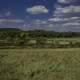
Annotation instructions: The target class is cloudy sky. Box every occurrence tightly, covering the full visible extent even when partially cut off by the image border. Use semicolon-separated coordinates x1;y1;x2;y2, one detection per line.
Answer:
0;0;80;31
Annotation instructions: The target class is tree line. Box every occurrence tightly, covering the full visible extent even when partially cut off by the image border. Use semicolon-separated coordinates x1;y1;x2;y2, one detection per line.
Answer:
0;28;80;48
0;28;80;39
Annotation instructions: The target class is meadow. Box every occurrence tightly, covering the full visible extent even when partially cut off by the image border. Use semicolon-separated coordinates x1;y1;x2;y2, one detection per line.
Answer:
0;48;80;80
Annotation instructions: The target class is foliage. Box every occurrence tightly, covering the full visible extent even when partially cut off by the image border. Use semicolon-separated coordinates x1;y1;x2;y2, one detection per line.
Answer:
0;28;80;48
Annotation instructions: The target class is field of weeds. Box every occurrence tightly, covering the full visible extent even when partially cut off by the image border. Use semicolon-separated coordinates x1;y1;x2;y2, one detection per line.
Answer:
0;48;80;80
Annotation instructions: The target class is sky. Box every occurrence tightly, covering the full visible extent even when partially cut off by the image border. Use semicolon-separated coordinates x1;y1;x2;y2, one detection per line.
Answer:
0;0;80;31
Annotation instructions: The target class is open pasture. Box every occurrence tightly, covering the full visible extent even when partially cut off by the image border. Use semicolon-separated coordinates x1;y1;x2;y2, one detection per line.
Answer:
0;48;80;80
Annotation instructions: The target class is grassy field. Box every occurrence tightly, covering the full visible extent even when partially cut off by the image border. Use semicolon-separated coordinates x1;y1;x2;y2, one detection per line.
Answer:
0;48;80;80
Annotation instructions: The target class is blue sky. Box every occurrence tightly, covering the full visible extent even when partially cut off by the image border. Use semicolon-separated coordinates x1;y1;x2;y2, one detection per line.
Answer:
0;0;80;31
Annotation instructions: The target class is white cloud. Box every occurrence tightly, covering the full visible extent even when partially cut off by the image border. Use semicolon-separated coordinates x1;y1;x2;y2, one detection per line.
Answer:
0;19;6;23
5;11;11;16
7;19;24;23
26;5;49;14
41;0;80;31
0;11;11;18
70;17;79;20
48;17;67;22
54;5;80;15
48;24;54;27
48;17;80;22
34;19;47;24
63;22;80;26
0;19;24;24
58;0;76;3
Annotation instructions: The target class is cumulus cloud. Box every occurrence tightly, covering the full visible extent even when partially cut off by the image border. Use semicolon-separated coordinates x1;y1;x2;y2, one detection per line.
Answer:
48;17;80;22
63;22;80;26
48;24;54;27
48;17;68;22
34;19;47;25
58;0;76;4
48;2;80;31
0;19;6;23
24;1;80;31
70;17;79;20
0;19;24;24
26;5;49;14
54;5;80;16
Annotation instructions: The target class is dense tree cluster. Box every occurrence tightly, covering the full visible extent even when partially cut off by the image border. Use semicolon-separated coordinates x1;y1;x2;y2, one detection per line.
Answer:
28;30;80;38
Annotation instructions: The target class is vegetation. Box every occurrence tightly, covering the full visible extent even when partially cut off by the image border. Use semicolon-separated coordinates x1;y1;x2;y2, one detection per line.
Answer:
0;28;80;80
0;48;80;80
0;28;80;48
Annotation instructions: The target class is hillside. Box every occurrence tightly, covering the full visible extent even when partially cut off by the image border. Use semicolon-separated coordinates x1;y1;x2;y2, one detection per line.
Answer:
0;28;22;32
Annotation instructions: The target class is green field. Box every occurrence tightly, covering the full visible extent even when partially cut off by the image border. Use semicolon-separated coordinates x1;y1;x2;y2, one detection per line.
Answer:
0;48;80;80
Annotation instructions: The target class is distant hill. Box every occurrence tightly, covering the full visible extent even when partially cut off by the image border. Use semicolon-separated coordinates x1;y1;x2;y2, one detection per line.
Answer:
0;28;22;32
